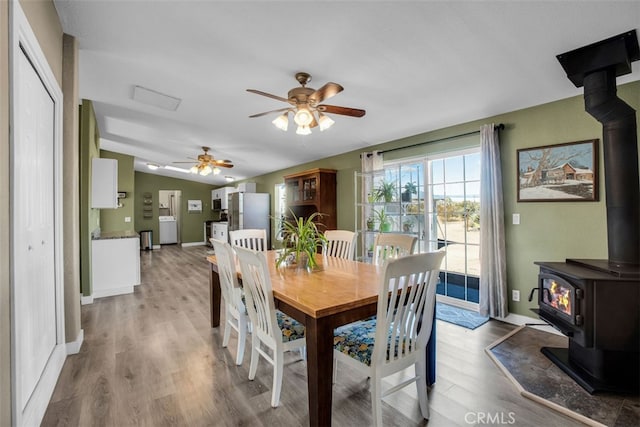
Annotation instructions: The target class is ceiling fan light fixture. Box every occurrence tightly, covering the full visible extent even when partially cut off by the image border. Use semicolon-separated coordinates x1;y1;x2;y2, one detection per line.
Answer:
272;112;289;131
296;125;312;135
190;165;199;174
294;107;313;127
213;167;221;175
200;165;212;176
318;113;335;131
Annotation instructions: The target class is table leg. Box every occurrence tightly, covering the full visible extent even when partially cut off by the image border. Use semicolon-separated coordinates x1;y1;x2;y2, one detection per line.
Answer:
209;265;221;328
305;315;334;427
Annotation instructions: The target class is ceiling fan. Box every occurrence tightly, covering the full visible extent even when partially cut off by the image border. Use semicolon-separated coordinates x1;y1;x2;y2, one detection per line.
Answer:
247;72;366;135
174;146;233;176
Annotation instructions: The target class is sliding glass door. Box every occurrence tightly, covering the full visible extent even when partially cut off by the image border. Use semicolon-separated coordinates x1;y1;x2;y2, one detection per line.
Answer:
424;148;481;306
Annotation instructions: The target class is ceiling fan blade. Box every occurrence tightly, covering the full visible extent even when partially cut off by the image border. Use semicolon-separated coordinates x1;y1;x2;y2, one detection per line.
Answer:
173;161;197;164
246;89;289;103
309;82;343;104
318;104;366;117
249;107;291;118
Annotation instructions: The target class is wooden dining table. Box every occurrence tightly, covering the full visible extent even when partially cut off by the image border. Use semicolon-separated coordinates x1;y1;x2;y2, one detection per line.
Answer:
207;251;436;427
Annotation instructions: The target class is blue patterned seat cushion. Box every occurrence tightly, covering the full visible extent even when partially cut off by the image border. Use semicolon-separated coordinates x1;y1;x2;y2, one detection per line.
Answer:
276;310;305;342
334;319;411;366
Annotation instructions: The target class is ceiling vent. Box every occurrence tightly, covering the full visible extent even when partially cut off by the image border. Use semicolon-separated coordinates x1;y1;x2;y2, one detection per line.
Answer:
132;85;181;111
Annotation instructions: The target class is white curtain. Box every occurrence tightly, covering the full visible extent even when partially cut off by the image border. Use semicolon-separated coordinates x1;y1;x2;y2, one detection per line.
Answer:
479;124;508;318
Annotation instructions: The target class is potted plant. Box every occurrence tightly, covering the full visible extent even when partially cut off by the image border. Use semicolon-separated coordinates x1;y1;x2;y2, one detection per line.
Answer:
374;208;392;232
276;210;327;269
402;217;415;233
366;215;376;231
374;180;396;203
402;181;417;202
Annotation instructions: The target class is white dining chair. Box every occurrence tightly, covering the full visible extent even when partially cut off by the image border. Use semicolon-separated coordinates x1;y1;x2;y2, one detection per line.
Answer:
372;232;418;265
229;229;268;251
210;239;250;365
234;246;306;407
333;251;445;426
324;230;357;260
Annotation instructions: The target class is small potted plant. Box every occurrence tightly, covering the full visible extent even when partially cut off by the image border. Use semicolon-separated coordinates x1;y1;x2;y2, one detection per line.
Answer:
366;215;376;231
402;182;417;202
276;210;327;270
402;217;415;233
374;208;392;232
374;180;396;203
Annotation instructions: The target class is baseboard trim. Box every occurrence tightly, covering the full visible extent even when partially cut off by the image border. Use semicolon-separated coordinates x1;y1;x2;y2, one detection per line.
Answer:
181;241;206;247
66;329;84;354
80;295;93;305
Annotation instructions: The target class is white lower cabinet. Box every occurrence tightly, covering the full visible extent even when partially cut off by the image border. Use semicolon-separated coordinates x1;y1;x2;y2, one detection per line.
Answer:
212;222;228;242
91;236;141;298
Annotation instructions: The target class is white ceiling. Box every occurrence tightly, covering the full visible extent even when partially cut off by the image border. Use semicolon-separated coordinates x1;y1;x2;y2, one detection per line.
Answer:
53;0;640;185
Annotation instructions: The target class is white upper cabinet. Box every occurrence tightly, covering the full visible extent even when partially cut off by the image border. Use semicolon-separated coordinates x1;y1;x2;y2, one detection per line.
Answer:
91;158;118;209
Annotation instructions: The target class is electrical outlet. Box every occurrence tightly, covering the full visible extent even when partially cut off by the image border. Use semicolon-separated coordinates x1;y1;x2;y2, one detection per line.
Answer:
125;217;131;223
512;290;520;302
512;213;520;225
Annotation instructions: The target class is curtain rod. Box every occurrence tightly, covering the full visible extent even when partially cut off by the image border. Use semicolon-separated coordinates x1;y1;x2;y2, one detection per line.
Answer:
367;123;505;157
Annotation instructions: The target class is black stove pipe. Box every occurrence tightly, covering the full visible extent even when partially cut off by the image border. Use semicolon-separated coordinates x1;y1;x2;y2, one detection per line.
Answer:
557;30;640;267
583;69;639;266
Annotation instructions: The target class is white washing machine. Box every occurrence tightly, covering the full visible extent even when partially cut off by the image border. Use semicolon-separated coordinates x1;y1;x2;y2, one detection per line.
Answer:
159;216;178;244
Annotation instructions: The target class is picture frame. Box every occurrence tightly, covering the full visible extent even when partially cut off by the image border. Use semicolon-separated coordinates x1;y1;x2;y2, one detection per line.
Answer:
517;139;599;202
187;199;202;213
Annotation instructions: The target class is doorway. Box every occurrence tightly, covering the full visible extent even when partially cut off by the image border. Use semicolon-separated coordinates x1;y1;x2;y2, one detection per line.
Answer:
426;148;481;308
158;190;181;244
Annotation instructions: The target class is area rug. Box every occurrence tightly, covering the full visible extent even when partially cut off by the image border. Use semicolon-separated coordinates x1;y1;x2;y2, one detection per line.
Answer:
486;325;640;427
435;302;489;330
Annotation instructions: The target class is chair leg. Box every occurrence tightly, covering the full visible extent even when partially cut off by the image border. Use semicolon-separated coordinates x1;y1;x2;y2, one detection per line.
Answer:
416;360;430;420
248;336;259;380
222;305;231;348
271;350;284;407
371;375;383;427
235;314;247;365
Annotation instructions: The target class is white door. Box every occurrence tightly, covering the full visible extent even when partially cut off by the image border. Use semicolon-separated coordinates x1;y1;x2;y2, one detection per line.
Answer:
11;2;66;425
13;45;57;416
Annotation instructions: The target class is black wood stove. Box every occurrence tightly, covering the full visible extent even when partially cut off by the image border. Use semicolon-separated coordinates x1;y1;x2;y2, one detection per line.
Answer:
531;30;640;394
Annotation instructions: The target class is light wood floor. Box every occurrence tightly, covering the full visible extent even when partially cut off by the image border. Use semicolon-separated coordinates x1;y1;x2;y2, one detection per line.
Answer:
42;245;584;426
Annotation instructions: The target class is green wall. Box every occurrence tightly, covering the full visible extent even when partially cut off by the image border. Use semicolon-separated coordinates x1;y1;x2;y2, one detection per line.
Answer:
247;81;639;319
79;99;101;297
100;150;135;233
135;172;215;245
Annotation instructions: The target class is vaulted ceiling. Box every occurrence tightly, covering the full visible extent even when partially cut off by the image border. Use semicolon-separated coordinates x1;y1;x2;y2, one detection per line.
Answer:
53;0;640;184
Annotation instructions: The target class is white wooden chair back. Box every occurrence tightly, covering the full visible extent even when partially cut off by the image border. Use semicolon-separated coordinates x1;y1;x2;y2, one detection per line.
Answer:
373;251;445;367
234;246;280;348
210;238;249;365
230;229;268;251
372;233;418;265
324;230;357;260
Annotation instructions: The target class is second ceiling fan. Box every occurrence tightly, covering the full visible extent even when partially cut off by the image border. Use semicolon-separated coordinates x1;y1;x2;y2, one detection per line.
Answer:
247;72;366;135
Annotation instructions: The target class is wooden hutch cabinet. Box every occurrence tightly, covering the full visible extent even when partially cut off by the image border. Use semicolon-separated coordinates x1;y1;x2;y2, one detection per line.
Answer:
283;168;337;231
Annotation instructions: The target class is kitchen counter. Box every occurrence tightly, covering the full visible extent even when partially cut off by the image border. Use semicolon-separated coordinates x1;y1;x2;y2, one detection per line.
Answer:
92;230;139;240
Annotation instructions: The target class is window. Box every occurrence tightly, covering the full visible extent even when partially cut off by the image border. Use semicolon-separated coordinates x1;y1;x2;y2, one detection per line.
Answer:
382;147;481;306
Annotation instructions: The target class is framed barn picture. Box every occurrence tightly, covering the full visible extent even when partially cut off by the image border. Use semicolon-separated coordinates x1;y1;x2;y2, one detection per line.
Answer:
517;139;599;202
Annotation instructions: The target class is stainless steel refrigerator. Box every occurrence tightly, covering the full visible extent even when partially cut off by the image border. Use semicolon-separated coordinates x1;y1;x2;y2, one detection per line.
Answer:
227;192;271;248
